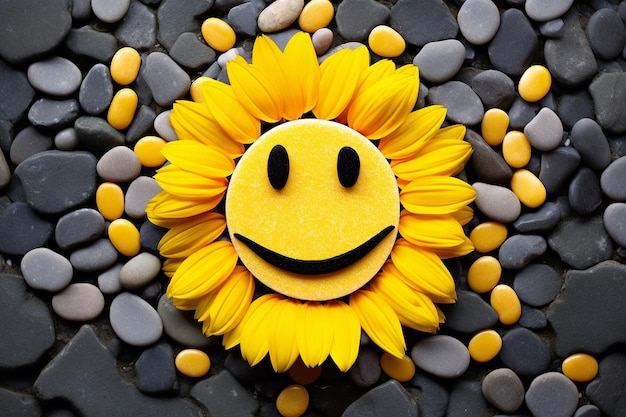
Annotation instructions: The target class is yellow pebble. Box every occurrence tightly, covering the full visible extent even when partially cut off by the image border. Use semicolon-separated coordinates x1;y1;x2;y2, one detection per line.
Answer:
467;256;502;293
562;353;598;382
368;25;406;58
469;221;508;253
107;88;138;130
289;358;322;385
510;169;546;208
518;65;552;102
201;18;236;52
481;108;509;146
175;349;211;378
110;47;141;85
490;284;521;325
96;182;125;221
299;0;334;33
276;384;309;417
380;353;416;382
468;330;502;362
190;76;210;103
134;136;167;167
108;218;141;256
502;131;531;168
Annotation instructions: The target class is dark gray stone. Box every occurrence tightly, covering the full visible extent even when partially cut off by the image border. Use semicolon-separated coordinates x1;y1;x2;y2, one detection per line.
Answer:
140;220;168;253
569;167;602;215
601;156;626;201
126;105;157;145
0;59;35;123
481;368;524;413
573;404;601;417
471;69;516;110
27;98;80;131
157;0;214;51
342;380;418;417
143;52;191;107
513;202;561;233
500;328;550;376
604;203;626;247
65;26;118;63
556;90;594;131
228;2;262;38
498;235;547;270
0;202;53;256
539;146;581;195
525;372;579;417
440;289;498;333
589;72;626;134
507;96;539;130
586;8;626;60
75;116;126;155
570;118;611;170
586;353;626;417
70;239;119;272
348;347;381;388
79;64;114;115
427;81;484;125
0;387;42;417
10;126;54;166
157;294;212;349
335;0;389;42
55;208;106;250
446;379;489;417
539;18;565;38
514;264;562;307
548;216;613;270
519;305;548;329
135;343;179;395
410;370;449;417
465;130;512;185
115;1;157;50
488;9;538;76
390;0;458;47
169;32;217;71
190;370;259;417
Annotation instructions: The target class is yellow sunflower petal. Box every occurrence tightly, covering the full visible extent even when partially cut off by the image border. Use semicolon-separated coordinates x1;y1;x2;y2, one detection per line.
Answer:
430;239;475;259
349;290;405;358
223;293;284;350
161;140;235;178
239;294;284;366
154;165;228;200
283;31;320;116
378;105;446;160
326;300;361;372
158;212;226;258
388;239;456;303
451;205;474;226
269;299;300;372
146;191;224;224
296;302;333;367
400;176;476;215
399;211;471;253
166;240;238;300
313;45;370;120
162;257;183;278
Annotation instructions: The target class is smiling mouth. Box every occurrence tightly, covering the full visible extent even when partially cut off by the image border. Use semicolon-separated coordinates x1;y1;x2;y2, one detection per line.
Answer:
233;225;395;275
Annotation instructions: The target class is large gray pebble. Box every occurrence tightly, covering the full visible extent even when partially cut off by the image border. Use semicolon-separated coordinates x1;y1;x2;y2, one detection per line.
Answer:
97;146;142;183
52;283;105;321
119;252;162;290
28;98;80;131
601;156;626;201
342;380;418;417
481;368;524;413
79;64;114;116
457;0;500;45
92;0;130;23
471;69;516;110
27;56;82;97
21;247;73;292
110;292;163;346
389;0;458;47
427;81;484;125
525;0;573;22
473;182;521;223
125;176;162;219
498;235;547;269
586;8;626;60
488;9;538;76
114;1;157;50
55;208;105;250
411;335;470;378
525;372;579;417
157;294;211;348
589;72;626;135
143;52;191;107
524;107;563;151
604;203;626;247
570;118;611;171
336;0;389;42
412;39;465;84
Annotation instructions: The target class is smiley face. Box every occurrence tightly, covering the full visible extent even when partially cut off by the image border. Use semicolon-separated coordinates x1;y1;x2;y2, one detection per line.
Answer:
226;119;400;301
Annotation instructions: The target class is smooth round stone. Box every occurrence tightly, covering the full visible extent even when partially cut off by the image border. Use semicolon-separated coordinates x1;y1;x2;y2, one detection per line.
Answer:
604;203;626;247
349;347;382;388
573;405;601;417
468;330;502;363
569;167;602;215
488;9;538;76
153;110;177;141
54;127;79;151
126;105;157;146
312;28;333;55
97;263;124;295
257;0;304;33
411;335;469;378
170;32;217;71
490;284;522;325
368;25;405;58
299;0;334;33
92;0;130;23
97;146;142;183
55;208;105;250
52;283;105;321
539;146;581;195
21;248;73;292
143;52;191;107
79;64;114;116
74;116;126;155
389;0;458;47
110;292;163;346
501;328;550;376
498;234;547;269
28;98;80;130
427;81;484;125
525;372;579;417
335;0;389;42
539;19;565;38
440;290;499;333
114;1;157;50
157;294;211;348
70;238;119;272
119;252;161;290
586;8;626;60
0;59;35;125
524;107;563;151
481;368;525;413
519;305;548;329
27;56;82;97
457;0;499;45
513;202;561;233
125;176;161;219
412;39;465;83
465;130;512;185
66;25;118;62
135;343;178;395
467;256;501;294
570;118;611;170
525;0;574;22
511;169;546;208
602;156;626;201
471;69;516;110
0;203;53;256
508;96;539;130
514;264;562;307
473;182;521;223
10;126;53;165
140;221;167;253
481;108;509;146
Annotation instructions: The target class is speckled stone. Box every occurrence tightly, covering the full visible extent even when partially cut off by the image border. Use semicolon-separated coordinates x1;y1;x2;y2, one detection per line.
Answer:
500;328;550;376
21;247;73;292
519;305;548;330
548;216;613;270
586;353;626;417
525;372;579;417
481;368;524;413
440;290;498;333
342;380;418;417
28;98;80;131
498;235;547;270
119;252;162;290
190;371;259;417
114;0;157;50
110;292;163;346
70;239;119;272
55;208;105;251
513;264;561;307
27;56;82;97
389;0;458;47
0;59;35;123
143;52;191;107
411;335;470;378
52;283;105;321
79;64;114;116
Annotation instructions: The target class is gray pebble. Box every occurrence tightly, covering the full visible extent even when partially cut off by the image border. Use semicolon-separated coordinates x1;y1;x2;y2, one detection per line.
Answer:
390;0;458;47
54;127;79;151
55;208;105;250
471;69;516;110
143;52;191;107
217;48;242;68
52;283;105;321
0;151;10;190
457;0;500;45
539;19;565;38
508;96;539;130
97;146;142;183
410;371;449;417
525;0;574;22
72;0;92;20
427;81;484;125
488;8;538;76
473;182;521;223
586;353;626;417
28;98;80;131
589;72;626;134
570;118;611;170
481;368;525;413
335;0;389;41
169;32;217;71
190;371;260;417
79;64;114;116
569;167;602;215
126;105;157;145
348;347;382;388
573;405;601;417
10;126;53;165
312;28;334;55
156;0;212;51
228;2;262;38
513;264;562;307
92;0;130;23
586;8;626;60
498;234;547;269
119;252;162;290
0;59;35;124
411;335;470;378
513;202;561;233
98;263;124;295
157;294;211;348
524;107;563;151
446;379;489;417
21;247;73;292
0;202;54;257
556;89;594;131
602;156;626;201
153;110;178;141
135;343;179;395
70;238;119;272
440;289;499;334
525;372;579;417
548;215;613;270
27;56;82;97
604;203;626;247
114;1;157;50
501;327;550;376
110;292;163;346
539;146;581;195
412;39;465;84
140;220;167;253
74;116;126;155
65;26;118;63
519;305;548;329
342;380;418;417
465;130;512;185
125;176;162;219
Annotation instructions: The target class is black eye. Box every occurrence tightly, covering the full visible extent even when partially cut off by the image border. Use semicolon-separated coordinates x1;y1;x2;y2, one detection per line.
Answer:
337;146;360;188
268;144;289;189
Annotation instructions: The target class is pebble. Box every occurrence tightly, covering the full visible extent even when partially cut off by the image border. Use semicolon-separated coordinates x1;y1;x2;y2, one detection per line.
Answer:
227;3;261;38
108;218;141;257
52;283;105;321
427;81;484;125
343;380;417;417
518;65;552;102
412;39;465;83
411;335;470;378
276;384;309;417
257;0;304;33
349;347;382;388
467;255;501;293
586;353;626;417
70;238;119;272
143;52;191;107
586;8;626;60
568;167;602;215
500;327;550;376
498;234;547;269
0;388;42;417
190;371;259;417
539;18;565;38
465;130;512;185
0;59;35;123
55;208;105;251
299;0;334;33
28;98;80;130
390;0;458;47
481;368;525;413
539;146;581;195
604;203;626;247
602;156;626;202
502;131;531;168
79;64;114;116
107;88;138;130
110;292;163;346
488;8;538;76
126;105;157;145
446;379;489;417
513;202;561;233
524;107;563;151
0;273;55;368
74;116;126;155
562;353;599;382
335;0;389;41
170;32;217;71
10;126;53;165
54;127;80;150
574;405;602;417
519;305;548;329
548;216;613;270
21;247;73;292
312;28;334;55
525;372;579;417
125;176;162;219
98;263;124;295
97;146;142;183
110;47;141;85
114;1;157;50
156;0;212;51
472;182;521;223
92;0;130;23
380;353;415;382
570;118;611;171
369;25;406;58
0;152;10;190
27;56;82;96
490;284;522;325
176;349;211;378
134;136;167;167
440;290;498;333
135;343;179;395
0;202;53;256
157;294;212;348
508;96;539;130
140;220;167;253
511;169;546;208
589;72;626;134
469;221;507;253
481;108;509;146
471;69;516;110
457;0;500;45
119;252;161;289
65;26;118;63
513;264;561;307
154;110;178;141
468;329;502;363
96;182;125;220
525;0;574;22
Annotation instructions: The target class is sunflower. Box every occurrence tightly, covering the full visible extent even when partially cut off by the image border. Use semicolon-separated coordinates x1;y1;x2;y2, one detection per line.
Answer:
146;32;475;373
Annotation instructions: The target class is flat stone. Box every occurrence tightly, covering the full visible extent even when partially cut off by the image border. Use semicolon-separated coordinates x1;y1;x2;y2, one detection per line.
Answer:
79;64;114;116
412;39;465;84
342;380;418;417
389;0;458;47
525;0;574;22
114;0;157;49
570;118;611;171
427;81;484;125
110;292;163;346
465;130;513;185
55;208;105;250
157;294;211;348
440;289;499;333
498;234;547;269
156;0;214;51
126;105;157;145
470;69;516;110
602;157;626;201
348;347;382;388
170;32;217;71
488;9;538;76
547;262;626;356
27;56;82;97
0;387;42;417
97;146;142;183
548;216;613;270
75;116;126;155
446;380;489;417
457;0;500;45
0;202;53;256
190;370;259;417
569;167;602;215
135;343;179;395
21;247;73;292
143;52;191;107
524;107;563;151
28;98;80;131
589;72;626;134
473;182;521;223
411;335;470;378
98;263;124;295
10;126;53;165
409;370;449;417
557;90;594;131
513;202;561;233
335;0;389;42
586;353;626;417
15;150;97;215
52;283;105;321
34;325;202;417
0;60;35;123
525;372;579;417
92;0;131;23
481;368;525;413
125;176;162;219
500;327;550;376
0;273;55;369
228;2;261;38
70;239;119;272
119;252;161;290
65;26;118;63
586;8;626;60
539;146;581;195
513;264;562;307
519;305;548;329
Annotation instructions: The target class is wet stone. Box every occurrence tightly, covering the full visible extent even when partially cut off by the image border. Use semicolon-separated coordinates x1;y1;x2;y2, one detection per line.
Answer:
110;292;163;346
446;380;489;417
570;118;611;171
70;239;118;272
190;370;259;417
21;247;73;292
488;9;538;76
569;167;602;215
440;289;498;333
79;64;114;116
513;202;560;233
335;0;389;42
75;116;126;155
519;305;548;329
513;264;562;307
586;8;626;60
548;262;626;357
539;146;581;195
589;72;626;134
55;208;105;251
170;32;217;71
602;156;626;201
28;98;80;131
500;328;550;376
525;372;579;417
525;0;574;22
135;343;179;395
348;347;381;388
427;81;484;125
389;0;458;47
556;90;594;131
97;146;142;183
412;40;465;84
411;335;470;378
409;371;449;417
548;216;613;270
27;56;82;97
0;202;53;256
0;388;42;417
65;26;118;63
473;182;521;223
143;52;191;107
0;273;55;369
52;283;105;322
457;0;500;46
586;353;626;417
342;380;418;417
156;0;213;51
98;263;124;295
157;294;211;348
471;69;516;110
481;368;524;413
114;0;157;50
10;126;53;165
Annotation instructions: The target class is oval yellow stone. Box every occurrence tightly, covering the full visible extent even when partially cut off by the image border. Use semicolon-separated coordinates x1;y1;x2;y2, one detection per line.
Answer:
502;131;531;168
276;384;309;417
518;65;552;103
96;182;125;221
134;136;167;167
490;284;521;325
468;329;502;363
510;169;546;208
299;0;334;33
380;352;416;382
190;76;210;103
481;108;509;146
108;218;141;257
562;353;598;382
469;221;508;253
175;349;211;378
107;88;138;130
368;25;406;58
110;47;141;85
289;359;322;385
467;256;502;293
201;17;236;52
